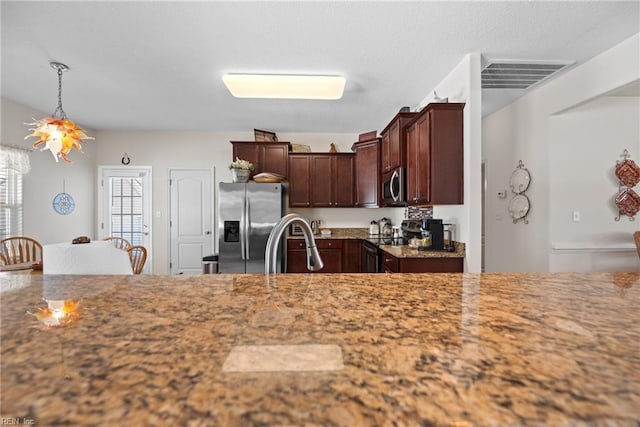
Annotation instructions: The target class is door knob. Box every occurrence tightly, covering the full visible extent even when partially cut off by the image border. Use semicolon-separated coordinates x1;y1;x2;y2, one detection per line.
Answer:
206;231;211;235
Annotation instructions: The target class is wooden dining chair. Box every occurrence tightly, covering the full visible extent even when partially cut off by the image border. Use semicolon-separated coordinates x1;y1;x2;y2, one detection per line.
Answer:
127;245;147;274
104;236;131;251
634;231;640;258
0;236;43;266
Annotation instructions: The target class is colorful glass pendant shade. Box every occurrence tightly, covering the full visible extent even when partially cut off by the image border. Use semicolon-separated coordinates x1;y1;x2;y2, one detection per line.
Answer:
24;62;93;163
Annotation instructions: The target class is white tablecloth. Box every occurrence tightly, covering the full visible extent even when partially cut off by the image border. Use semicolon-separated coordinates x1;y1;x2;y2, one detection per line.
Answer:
43;241;133;275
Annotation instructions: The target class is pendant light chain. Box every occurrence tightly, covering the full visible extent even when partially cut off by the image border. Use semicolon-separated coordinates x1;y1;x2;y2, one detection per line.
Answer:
51;62;68;120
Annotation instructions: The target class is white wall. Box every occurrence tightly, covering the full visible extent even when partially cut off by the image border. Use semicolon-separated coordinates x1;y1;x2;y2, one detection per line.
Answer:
483;33;640;272
1;98;97;245
415;53;483;273
548;96;639;271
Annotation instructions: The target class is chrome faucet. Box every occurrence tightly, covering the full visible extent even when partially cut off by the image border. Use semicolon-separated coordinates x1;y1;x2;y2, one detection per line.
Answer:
265;213;324;275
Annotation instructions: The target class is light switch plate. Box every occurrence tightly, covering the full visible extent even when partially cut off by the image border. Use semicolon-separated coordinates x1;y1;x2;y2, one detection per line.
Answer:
572;210;580;222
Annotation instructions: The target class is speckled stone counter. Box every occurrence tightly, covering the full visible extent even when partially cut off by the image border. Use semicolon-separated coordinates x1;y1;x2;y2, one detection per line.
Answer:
1;273;639;425
380;241;465;258
289;228;466;259
288;227;370;239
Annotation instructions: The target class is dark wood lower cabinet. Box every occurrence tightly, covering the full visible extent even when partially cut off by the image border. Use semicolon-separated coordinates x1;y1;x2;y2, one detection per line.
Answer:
286;239;342;273
343;240;362;273
287;239;462;273
382;252;463;273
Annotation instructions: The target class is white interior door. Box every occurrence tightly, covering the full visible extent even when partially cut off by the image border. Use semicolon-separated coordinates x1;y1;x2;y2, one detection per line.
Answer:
169;168;213;274
98;166;152;273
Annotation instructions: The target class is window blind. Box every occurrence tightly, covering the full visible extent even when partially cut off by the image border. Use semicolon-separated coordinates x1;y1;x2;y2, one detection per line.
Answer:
0;149;26;239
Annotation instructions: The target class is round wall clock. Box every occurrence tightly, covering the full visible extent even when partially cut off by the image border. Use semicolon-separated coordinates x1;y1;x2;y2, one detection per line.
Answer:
53;192;75;215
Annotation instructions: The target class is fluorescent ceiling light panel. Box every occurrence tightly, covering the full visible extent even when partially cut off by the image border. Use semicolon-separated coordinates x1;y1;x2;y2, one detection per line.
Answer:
222;74;346;99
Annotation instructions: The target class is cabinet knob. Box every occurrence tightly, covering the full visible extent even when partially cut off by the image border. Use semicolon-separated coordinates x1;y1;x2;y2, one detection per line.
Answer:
328;243;332;246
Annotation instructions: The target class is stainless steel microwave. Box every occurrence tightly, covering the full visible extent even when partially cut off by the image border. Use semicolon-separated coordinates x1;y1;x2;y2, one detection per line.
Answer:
382;167;406;206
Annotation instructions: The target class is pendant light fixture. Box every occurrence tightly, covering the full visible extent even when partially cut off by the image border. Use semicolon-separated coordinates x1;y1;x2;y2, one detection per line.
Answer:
25;61;93;163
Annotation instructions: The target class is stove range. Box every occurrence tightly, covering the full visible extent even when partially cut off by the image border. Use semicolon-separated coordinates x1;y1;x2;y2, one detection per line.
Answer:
364;235;408;247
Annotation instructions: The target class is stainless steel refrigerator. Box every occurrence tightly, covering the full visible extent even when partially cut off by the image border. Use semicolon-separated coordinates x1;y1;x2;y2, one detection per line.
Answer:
218;182;286;273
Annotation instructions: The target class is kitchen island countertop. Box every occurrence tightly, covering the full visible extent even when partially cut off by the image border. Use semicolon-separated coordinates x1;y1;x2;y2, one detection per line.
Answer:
1;272;639;425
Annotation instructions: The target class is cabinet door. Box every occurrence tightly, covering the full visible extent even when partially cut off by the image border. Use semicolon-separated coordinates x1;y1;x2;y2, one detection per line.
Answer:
388;120;401;171
232;143;260;176
317;249;342;273
414;113;431;205
262;144;289;178
333;155;355;207
354;140;380;207
406;123;419;205
311;155;333;207
380;131;391;173
342;239;362;272
286;249;310;273
399;257;463;273
289;155;311;207
430;106;464;204
381;253;399;273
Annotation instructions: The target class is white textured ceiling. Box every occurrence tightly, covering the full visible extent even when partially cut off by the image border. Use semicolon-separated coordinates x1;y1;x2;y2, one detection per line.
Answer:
2;1;638;133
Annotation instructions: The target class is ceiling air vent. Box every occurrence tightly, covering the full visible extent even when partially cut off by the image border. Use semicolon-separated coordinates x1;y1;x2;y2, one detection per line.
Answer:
481;59;573;90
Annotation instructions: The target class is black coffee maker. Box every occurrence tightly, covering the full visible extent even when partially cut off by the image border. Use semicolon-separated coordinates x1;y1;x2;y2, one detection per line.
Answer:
421;219;444;250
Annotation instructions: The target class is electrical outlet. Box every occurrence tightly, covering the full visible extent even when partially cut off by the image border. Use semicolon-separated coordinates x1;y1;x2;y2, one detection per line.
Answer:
572;210;580;222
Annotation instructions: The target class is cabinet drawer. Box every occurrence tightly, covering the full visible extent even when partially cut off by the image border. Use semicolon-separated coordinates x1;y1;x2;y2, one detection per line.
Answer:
381;253;399;273
315;239;342;249
287;239;306;250
287;239;343;250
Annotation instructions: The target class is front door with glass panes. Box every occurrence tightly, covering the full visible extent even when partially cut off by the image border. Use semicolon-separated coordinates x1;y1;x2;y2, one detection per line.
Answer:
97;166;152;272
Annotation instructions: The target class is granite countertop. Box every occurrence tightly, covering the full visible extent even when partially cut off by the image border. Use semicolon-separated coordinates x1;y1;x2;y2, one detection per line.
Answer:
288;227;370;239
1;273;639;425
289;228;465;258
379;241;465;258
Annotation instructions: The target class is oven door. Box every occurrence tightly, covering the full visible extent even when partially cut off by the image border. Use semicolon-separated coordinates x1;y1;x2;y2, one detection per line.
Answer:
382;168;405;207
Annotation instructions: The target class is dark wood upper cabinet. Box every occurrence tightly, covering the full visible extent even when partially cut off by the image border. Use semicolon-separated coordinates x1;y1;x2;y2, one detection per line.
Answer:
231;141;290;179
311;155;333;207
288;153;354;208
288;154;311;207
405;103;464;205
380;112;418;173
333;154;355;207
353;138;381;207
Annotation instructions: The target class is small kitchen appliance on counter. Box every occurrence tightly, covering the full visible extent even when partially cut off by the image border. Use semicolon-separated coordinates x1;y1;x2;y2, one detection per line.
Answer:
369;220;379;236
400;219;422;240
379;217;392;237
420;219;455;252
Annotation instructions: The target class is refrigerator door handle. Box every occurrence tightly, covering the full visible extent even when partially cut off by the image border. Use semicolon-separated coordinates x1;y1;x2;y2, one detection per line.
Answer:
245;196;251;259
240;194;246;260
